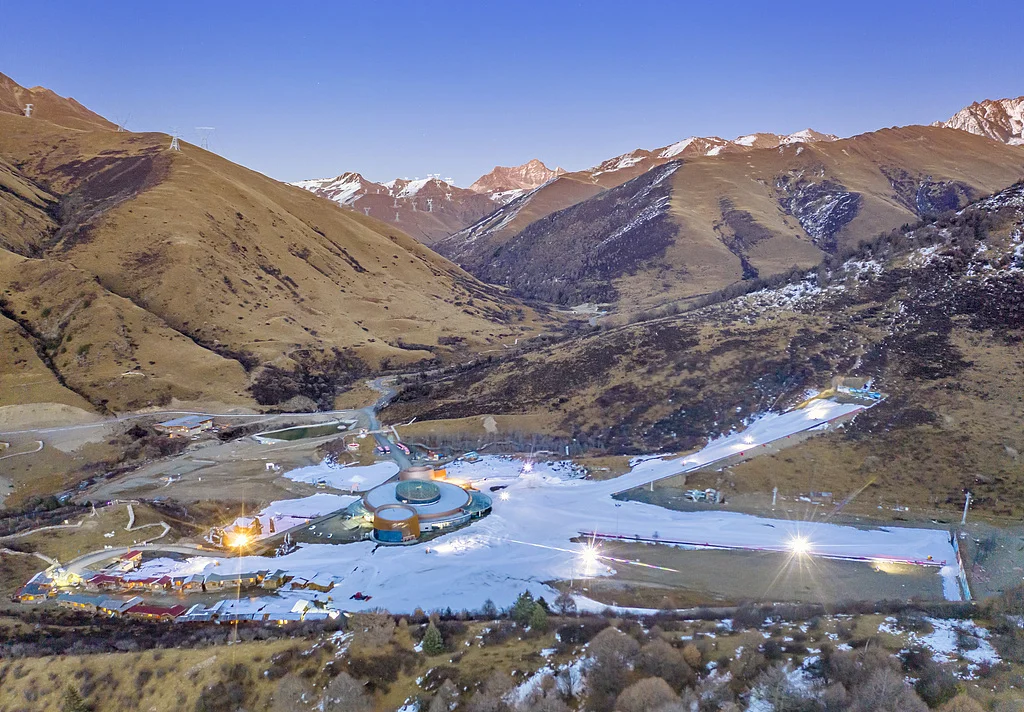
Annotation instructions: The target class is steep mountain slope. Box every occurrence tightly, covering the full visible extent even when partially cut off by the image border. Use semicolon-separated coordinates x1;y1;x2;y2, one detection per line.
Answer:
468;158;565;202
936;96;1024;145
386;182;1024;516
0;76;539;412
437;130;838;263
293;173;496;245
441;127;1024;308
0;72;115;131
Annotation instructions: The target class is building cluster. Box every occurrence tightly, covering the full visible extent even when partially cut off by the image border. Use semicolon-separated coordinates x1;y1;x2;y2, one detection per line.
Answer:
54;592;339;624
12;548;344;626
178;597;340;624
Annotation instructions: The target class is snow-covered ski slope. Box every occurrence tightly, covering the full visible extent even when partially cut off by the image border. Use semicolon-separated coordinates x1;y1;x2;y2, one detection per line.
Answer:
603;399;865;494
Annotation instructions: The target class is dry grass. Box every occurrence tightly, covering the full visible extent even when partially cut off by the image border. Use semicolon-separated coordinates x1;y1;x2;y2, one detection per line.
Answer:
13;502;177;564
395;412;564;442
0;107;550;412
0;637;301;712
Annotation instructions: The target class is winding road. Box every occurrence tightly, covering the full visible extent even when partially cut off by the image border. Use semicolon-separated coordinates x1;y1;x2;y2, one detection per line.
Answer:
61;543;227;577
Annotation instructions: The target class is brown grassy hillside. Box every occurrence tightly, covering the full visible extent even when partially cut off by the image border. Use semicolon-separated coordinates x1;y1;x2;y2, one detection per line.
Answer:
0;77;542;412
441;127;1024;311
0;71;115;131
386;183;1024;516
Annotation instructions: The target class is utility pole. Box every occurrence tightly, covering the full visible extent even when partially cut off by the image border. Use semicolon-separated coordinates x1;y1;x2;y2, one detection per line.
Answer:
961;491;973;525
772;486;778;509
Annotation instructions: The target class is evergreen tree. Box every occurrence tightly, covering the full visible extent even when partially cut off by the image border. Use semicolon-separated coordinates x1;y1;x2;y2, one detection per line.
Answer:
61;686;90;712
528;603;549;633
510;590;535;626
422;621;445;655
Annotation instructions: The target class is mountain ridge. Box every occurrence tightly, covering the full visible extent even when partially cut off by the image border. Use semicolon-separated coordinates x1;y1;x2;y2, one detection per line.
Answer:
437;125;1024;309
0;74;541;412
934;96;1024;145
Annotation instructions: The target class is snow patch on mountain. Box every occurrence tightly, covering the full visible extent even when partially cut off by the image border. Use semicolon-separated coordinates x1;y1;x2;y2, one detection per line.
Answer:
936;96;1024;145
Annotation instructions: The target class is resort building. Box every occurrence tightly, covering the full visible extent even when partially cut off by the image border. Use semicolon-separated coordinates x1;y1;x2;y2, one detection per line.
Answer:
154;415;214;437
352;475;491;544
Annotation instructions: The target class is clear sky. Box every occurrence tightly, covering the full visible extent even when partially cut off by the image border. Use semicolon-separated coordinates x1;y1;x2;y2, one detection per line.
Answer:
2;0;1022;186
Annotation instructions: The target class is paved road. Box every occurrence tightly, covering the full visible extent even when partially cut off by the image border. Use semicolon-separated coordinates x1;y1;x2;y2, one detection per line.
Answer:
0;408;365;438
0;440;43;460
62;543;226;576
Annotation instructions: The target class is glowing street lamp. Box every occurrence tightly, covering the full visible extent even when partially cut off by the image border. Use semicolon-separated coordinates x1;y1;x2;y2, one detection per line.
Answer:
227;532;250;548
580;544;599;575
788;536;811;556
499;491;510;501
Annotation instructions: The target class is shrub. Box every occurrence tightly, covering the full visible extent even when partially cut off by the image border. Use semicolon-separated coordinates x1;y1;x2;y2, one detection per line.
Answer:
60;686;90;712
321;673;372;712
615;677;679;712
637;639;694;689
555;618;607;646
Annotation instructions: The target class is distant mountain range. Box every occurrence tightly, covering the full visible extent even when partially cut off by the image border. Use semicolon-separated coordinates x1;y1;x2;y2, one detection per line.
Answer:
437;126;1024;308
296;99;1024;264
294;131;840;243
293;159;564;245
424;98;1024;309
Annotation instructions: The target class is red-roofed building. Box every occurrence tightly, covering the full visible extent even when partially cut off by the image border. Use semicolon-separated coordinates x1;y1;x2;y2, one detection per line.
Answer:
119;550;143;571
124;604;187;621
84;574;124;590
12;579;51;603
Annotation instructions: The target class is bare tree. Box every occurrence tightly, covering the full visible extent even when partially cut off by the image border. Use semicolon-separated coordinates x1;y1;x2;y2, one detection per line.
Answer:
587;627;642;711
849;668;927;712
428;679;459;712
348;610;395;650
637;639;694;689
272;674;314;712
554;590;577;616
322;672;372;712
751;663;816;712
937;695;986;712
615;677;680;712
556;663;585;700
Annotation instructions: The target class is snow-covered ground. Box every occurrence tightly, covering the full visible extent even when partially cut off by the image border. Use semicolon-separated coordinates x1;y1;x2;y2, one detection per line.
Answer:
601;398;865;493
225;493;359;541
142;399;959;612
878;616;1000;677
282;461;399;492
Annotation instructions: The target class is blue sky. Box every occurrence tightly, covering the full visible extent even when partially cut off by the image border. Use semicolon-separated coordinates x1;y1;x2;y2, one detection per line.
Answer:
2;0;1022;186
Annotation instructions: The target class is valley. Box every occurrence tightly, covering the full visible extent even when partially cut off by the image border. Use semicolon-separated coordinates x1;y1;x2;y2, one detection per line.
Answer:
3;44;1024;712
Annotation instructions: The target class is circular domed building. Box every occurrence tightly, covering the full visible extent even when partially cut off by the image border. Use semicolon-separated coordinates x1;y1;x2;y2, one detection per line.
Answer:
353;478;491;544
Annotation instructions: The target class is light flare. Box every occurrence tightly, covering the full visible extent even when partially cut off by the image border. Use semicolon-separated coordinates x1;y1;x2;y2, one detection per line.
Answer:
788;536;811;556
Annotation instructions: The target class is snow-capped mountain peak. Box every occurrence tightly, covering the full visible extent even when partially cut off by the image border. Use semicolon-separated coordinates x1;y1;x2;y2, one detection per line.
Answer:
935;97;1024;146
468;159;565;202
